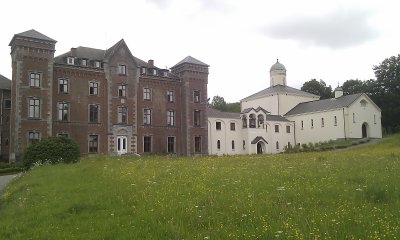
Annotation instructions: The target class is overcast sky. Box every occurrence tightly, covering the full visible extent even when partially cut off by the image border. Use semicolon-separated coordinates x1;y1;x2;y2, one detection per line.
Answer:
1;0;399;102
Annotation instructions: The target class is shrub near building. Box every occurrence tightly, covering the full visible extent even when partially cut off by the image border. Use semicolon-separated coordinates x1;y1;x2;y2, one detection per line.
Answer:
23;137;80;168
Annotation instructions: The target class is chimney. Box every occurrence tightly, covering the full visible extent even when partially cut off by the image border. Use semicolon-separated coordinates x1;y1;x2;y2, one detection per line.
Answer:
148;59;154;68
71;48;77;57
334;87;343;98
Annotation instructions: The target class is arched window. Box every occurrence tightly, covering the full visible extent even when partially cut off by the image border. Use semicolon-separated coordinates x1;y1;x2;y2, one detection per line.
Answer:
242;116;247;128
257;114;264;128
276;141;279;150
231;140;235;150
217;140;221;150
249;114;256;128
360;99;367;108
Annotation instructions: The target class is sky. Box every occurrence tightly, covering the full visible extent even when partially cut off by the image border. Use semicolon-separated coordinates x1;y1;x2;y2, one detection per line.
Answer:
1;0;399;102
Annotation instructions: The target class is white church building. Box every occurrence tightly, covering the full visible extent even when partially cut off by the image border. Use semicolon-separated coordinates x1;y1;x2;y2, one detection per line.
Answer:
207;60;382;155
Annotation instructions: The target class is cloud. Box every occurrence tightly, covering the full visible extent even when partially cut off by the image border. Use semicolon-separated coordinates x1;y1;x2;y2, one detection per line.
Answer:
263;8;379;49
146;0;232;12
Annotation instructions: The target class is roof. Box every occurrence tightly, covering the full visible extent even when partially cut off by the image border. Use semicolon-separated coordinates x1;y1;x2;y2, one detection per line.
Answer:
242;84;319;101
173;56;209;68
242;107;270;114
251;136;268;144
265;115;291;122
285;93;364;116
208;107;240;119
0;74;11;89
9;29;56;45
270;59;286;71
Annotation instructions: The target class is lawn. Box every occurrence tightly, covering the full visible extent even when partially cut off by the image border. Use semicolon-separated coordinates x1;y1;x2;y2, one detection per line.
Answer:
1;135;400;239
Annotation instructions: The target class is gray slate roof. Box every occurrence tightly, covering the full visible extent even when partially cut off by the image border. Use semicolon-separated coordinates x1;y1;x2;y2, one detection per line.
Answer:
173;56;209;67
208;107;240;119
242;107;270;114
242;84;319;101
10;29;56;44
265;115;291;122
251;136;268;144
0;74;11;90
285;93;364;116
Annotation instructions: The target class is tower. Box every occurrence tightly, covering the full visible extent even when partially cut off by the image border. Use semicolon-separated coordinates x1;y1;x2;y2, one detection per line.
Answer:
8;30;56;162
171;56;209;155
270;59;287;86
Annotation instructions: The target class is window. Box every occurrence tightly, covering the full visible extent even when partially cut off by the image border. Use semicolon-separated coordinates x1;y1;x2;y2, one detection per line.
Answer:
89;104;99;123
301;120;304;129
152;69;157;75
89;82;98;95
311;119;314;128
193;90;200;103
58;102;69;121
167;136;175;153
276;141;279;150
167;90;174;102
94;61;101;68
216;121;221;130
143;108;151;125
249;114;256;128
29;72;41;87
28;98;40;118
57;133;69;138
242;116;247;128
194;136;201;153
118;85;126;97
88;134;99;153
67;57;74;65
230;122;235;131
167;110;175;126
243;140;246;150
360;99;367;108
275;125;279;133
353;113;355;123
28;131;40;145
4;99;11;109
143;87;151;100
144;136;152;152
81;59;87;66
374;114;376;124
141;67;146;74
258;115;264;127
321;118;325;127
334;116;337;126
217;140;221;150
194;110;201;126
118;106;127;124
118;65;126;75
232;140;235;150
59;79;68;93
286;125;290;133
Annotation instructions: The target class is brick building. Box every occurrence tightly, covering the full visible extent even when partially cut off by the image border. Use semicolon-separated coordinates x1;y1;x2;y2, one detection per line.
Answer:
7;29;208;162
0;74;11;161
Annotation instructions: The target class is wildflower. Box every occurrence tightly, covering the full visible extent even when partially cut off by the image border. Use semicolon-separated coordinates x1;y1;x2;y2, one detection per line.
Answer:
277;186;285;191
356;188;363;191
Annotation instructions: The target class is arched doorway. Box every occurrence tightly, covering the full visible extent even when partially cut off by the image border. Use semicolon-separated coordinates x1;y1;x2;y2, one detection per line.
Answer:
362;122;368;138
257;142;264;154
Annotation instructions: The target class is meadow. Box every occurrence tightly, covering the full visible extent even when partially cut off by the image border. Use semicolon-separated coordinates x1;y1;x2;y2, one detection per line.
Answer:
0;135;400;239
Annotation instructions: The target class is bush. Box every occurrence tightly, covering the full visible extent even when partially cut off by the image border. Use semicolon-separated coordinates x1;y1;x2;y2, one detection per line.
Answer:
23;137;80;169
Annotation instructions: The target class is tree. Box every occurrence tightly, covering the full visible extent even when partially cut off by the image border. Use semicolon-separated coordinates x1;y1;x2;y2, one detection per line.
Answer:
342;79;367;95
225;102;240;112
211;95;227;111
301;79;333;99
372;54;400;133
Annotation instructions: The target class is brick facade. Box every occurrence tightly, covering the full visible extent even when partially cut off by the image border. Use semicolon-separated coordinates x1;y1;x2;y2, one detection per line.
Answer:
7;30;208;162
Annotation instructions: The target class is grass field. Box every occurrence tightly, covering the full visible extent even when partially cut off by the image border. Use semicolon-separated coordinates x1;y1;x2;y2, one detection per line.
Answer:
1;135;400;239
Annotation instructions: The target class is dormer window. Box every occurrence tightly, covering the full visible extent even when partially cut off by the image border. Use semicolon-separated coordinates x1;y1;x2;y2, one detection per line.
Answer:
67;57;75;65
94;61;101;68
141;67;147;74
118;65;126;75
163;71;168;77
81;59;87;66
153;69;157;75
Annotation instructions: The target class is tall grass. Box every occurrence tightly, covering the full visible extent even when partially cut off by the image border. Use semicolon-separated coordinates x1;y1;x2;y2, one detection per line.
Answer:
1;135;400;239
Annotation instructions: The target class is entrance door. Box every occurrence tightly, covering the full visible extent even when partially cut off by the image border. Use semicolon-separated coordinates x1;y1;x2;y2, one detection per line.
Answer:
362;123;368;138
257;142;263;154
117;136;128;155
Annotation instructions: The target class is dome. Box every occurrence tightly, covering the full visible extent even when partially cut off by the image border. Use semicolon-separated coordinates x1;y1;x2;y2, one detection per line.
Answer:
270;59;286;71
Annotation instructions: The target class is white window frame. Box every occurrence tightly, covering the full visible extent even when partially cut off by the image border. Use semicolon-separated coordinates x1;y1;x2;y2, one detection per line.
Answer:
143;108;152;125
29;72;41;87
28;98;40;119
167;110;175;126
89;82;99;95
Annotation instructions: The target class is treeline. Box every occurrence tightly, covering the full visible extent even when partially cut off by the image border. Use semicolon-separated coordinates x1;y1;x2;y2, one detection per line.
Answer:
210;54;400;133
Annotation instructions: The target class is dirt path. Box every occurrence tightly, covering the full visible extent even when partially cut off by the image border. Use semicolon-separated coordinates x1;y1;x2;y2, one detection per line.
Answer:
0;174;17;196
